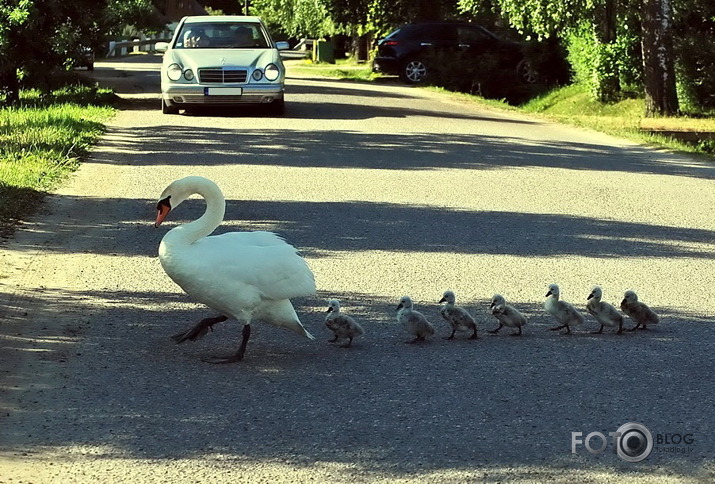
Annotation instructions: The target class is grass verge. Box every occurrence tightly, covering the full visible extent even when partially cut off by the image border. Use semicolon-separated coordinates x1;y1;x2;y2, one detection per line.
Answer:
0;85;116;238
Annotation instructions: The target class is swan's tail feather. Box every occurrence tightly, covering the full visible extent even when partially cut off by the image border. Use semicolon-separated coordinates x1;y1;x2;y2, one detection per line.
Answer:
286;321;314;340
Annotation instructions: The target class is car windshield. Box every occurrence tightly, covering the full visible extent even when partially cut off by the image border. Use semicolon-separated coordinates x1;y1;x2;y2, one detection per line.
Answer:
174;22;270;49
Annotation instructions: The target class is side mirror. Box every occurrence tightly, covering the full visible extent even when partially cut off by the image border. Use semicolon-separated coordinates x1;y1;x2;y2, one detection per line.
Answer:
155;41;169;53
275;41;289;51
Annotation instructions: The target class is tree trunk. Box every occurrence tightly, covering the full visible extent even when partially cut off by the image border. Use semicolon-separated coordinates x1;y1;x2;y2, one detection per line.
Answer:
641;0;679;116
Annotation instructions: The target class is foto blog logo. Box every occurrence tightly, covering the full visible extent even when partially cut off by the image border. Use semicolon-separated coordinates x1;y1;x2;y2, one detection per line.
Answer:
571;422;654;462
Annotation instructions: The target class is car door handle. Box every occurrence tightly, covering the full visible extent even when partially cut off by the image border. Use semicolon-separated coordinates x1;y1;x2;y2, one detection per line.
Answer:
420;42;433;46
459;43;470;48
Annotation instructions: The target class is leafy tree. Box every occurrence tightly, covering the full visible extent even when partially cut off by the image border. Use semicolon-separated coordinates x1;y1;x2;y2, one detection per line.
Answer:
0;0;164;105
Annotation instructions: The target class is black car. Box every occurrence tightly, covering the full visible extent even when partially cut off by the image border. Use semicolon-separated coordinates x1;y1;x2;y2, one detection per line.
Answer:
373;21;538;85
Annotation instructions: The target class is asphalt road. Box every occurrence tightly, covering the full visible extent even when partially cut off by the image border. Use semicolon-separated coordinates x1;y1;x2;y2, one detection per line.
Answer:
1;54;714;483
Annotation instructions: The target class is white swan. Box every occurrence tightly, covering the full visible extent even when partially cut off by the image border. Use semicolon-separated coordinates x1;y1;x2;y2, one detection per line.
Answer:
325;299;364;348
621;290;659;331
488;294;527;336
544;284;584;334
154;176;316;363
586;286;623;334
396;296;435;343
438;290;478;340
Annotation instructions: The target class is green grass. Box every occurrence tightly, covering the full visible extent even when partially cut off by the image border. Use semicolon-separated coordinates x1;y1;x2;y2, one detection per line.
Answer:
289;58;379;81
0;86;116;237
520;83;715;155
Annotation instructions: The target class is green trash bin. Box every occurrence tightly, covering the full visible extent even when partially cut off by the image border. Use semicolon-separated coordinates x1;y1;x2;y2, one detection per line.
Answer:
313;39;335;64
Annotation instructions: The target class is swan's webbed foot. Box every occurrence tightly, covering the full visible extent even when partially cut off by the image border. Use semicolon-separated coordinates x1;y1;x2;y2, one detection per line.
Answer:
203;324;251;364
172;315;228;344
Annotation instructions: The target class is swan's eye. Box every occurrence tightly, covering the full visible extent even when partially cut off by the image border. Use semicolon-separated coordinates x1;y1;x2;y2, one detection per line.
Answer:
157;196;172;211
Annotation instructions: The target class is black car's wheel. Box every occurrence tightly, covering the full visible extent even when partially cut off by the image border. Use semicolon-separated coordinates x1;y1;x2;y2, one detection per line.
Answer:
401;59;428;84
516;59;540;84
162;98;179;115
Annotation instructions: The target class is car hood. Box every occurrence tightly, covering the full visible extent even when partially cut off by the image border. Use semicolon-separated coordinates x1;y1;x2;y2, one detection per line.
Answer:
167;49;279;69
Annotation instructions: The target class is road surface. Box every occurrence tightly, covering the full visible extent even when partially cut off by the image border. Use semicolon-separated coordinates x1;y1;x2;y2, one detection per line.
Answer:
1;54;714;483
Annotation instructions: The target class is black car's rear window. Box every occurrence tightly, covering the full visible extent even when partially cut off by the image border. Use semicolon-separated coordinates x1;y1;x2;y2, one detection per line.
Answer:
386;24;457;42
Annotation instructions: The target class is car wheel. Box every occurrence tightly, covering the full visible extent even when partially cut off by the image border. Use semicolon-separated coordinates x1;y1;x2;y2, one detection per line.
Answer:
267;98;285;116
517;59;540;84
401;59;428;84
162;98;179;115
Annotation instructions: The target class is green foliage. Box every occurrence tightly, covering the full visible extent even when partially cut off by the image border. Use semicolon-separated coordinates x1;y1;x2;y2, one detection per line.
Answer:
672;0;715;112
251;0;336;39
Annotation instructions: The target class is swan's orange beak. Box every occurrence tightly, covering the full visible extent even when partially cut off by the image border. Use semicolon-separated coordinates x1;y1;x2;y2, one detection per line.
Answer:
155;198;171;228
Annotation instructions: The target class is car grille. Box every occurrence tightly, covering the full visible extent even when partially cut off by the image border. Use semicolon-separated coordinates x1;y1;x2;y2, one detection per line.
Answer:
198;68;248;83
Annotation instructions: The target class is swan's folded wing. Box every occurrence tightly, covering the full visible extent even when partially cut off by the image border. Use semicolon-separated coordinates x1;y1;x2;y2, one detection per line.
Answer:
212;230;287;247
191;236;316;300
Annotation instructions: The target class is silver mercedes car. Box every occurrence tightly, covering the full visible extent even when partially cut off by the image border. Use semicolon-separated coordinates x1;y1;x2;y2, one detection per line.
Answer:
156;16;288;115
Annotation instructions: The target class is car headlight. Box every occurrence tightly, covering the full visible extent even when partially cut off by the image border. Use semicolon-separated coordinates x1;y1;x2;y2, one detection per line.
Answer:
184;69;194;81
167;63;183;81
252;69;264;81
264;63;280;81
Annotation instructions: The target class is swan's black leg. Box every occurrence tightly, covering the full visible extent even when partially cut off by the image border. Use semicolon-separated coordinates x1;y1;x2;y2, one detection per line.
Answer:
616;320;623;334
328;334;339;343
592;324;604;334
442;329;456;340
172;315;228;343
469;326;478;339
488;323;503;334
204;324;251;364
549;324;566;331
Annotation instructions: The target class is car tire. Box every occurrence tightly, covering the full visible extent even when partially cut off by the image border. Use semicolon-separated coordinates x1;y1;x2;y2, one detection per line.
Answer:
162;98;179;115
267;98;285;116
400;59;428;84
516;59;540;84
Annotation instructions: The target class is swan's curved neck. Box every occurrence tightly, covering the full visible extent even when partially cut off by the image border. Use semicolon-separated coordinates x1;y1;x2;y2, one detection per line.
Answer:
169;181;225;244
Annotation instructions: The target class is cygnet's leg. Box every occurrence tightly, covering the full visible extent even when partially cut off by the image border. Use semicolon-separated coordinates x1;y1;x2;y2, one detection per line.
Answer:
172;315;228;343
328;334;339;343
616;320;623;334
511;325;522;336
563;325;572;335
442;329;456;340
340;336;353;348
469;326;478;339
204;324;251;364
488;323;503;334
627;322;642;332
592;324;604;335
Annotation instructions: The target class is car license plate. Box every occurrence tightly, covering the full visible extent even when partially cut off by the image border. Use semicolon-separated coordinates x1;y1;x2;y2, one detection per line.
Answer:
204;87;243;96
